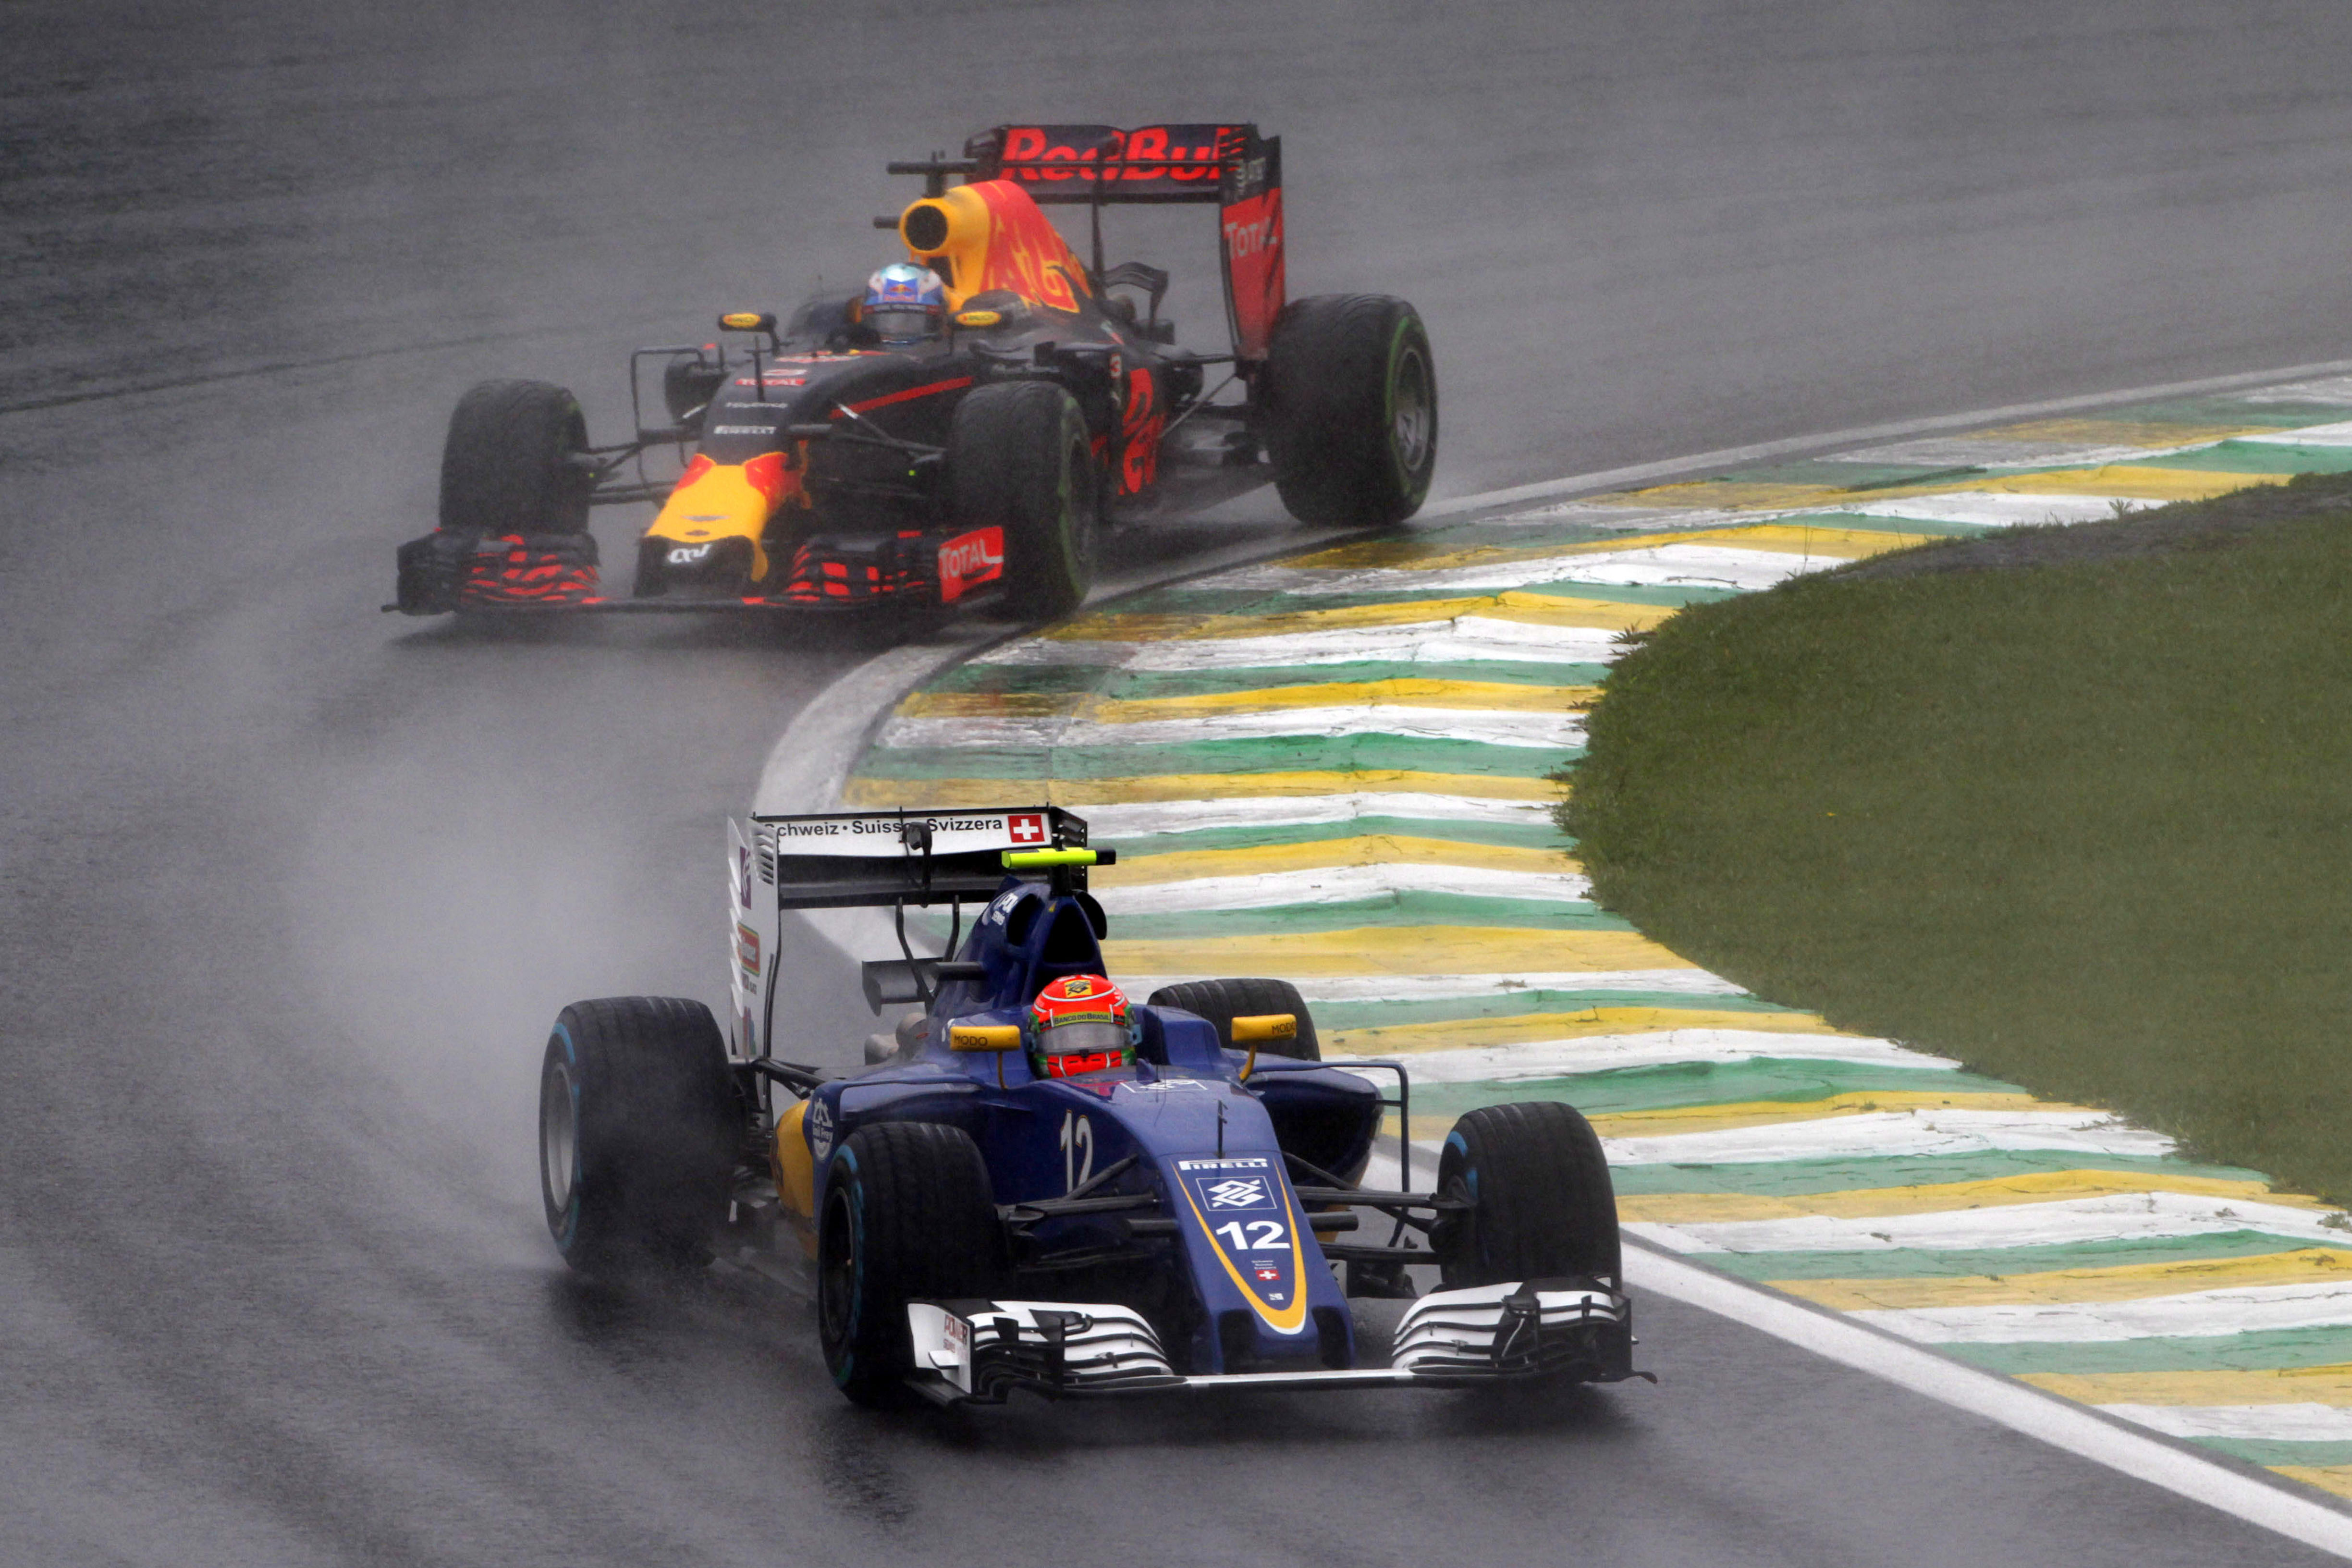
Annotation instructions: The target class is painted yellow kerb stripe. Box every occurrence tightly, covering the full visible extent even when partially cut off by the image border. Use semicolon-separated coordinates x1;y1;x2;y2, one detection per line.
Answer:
895;681;1605;723
1961;417;2272;447
1324;1006;1850;1057
1281;522;1931;575
844;771;1568;808
1096;836;1581;887
1776;1247;2352;1311
2270;1467;2352;1502
1595;465;2279;515
1585;1090;2067;1139
1047;589;1667;644
2021;1366;2352;1409
1907;466;2277;502
1595;480;1860;513
1613;1171;2335;1225
1093;680;1604;721
1101;927;1696;977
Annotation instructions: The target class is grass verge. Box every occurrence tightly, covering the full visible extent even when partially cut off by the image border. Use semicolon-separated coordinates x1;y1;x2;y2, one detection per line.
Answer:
1562;473;2352;1201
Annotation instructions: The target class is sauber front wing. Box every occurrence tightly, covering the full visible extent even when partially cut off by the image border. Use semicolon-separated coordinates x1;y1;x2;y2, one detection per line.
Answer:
903;1281;1648;1405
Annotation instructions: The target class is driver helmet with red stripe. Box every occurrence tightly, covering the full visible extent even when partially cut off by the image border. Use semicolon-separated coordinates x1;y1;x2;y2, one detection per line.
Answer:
1027;974;1137;1078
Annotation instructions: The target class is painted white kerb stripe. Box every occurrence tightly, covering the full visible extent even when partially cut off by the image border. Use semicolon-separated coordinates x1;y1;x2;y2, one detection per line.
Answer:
1098;863;1593;910
2110;1405;2352;1444
1855;1280;2352;1346
1602;1108;2173;1165
1634;1191;2352;1256
976;622;1629;670
1331;1028;1956;1080
1086;794;1557;838
875;706;1586;750
1205;543;1828;596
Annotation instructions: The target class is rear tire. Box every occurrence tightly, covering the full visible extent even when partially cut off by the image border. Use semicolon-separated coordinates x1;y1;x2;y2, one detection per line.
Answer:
439;378;594;537
1262;294;1436;527
538;997;741;1274
817;1121;1004;1407
1433;1102;1620;1290
947;381;1098;619
1144;978;1320;1062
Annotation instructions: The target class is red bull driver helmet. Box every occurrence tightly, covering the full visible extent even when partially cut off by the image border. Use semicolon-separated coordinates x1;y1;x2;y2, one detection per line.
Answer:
859;261;946;344
1028;974;1137;1078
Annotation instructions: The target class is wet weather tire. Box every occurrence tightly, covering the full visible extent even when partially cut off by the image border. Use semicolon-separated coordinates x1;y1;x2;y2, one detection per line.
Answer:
1434;1102;1620;1289
1144;977;1321;1062
1262;294;1437;527
439;378;594;537
947;380;1098;620
818;1121;1004;1407
538;996;741;1274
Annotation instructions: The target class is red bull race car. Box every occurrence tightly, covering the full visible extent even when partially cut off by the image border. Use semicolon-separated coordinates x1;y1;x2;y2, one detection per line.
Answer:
392;124;1439;625
534;807;1643;1407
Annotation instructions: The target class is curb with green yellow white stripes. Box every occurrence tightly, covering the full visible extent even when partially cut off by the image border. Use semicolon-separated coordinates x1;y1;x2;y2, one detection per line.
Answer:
772;368;2352;1547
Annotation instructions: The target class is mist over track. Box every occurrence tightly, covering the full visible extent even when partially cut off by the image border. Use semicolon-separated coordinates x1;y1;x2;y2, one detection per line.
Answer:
8;3;2352;1562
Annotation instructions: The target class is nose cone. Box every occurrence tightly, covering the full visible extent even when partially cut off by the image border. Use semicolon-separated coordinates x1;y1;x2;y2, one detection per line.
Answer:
644;452;794;585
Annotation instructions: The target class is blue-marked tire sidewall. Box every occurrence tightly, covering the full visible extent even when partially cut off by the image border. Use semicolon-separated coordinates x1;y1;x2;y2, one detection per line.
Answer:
1436;1131;1479;1283
821;1147;866;1388
540;1024;584;1252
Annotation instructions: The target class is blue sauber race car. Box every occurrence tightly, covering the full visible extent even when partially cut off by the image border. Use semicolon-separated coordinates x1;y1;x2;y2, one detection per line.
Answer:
536;807;1644;1406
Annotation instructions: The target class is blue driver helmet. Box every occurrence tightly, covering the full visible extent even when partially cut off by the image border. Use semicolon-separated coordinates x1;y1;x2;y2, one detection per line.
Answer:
861;262;946;344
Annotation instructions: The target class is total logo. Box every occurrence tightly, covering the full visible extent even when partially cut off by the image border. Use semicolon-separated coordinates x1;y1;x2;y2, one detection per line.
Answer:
1223;211;1280;260
937;533;1000;576
806;1098;835;1162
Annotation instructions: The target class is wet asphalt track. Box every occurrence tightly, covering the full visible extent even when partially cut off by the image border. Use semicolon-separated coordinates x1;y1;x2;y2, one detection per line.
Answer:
9;3;2352;1563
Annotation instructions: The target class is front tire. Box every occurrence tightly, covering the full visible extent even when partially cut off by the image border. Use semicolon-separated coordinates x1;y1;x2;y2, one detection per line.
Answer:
439;378;594;537
1262;294;1437;527
1144;977;1321;1062
947;381;1098;619
817;1121;1004;1407
538;997;741;1274
1433;1102;1620;1290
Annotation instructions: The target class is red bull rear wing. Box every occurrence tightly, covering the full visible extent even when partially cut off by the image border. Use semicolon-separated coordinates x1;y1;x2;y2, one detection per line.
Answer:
897;123;1286;362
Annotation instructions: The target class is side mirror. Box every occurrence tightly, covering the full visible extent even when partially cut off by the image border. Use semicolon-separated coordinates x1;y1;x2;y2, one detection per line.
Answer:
719;311;778;335
949;1022;1023;1086
1229;1013;1296;1080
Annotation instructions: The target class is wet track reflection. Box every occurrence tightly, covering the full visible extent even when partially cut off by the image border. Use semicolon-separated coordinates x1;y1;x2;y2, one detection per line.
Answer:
10;1;2352;1562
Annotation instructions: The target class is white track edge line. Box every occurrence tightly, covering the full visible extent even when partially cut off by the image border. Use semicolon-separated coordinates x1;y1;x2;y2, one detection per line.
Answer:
1623;1240;2352;1558
1356;1150;2352;1558
1417;357;2352;519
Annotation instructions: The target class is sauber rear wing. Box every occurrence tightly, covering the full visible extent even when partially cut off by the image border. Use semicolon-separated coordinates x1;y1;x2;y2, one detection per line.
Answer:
726;807;1090;1055
893;123;1286;362
749;806;1090;909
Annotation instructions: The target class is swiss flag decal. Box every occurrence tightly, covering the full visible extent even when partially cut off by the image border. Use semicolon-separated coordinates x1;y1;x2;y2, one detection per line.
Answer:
1009;812;1046;845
